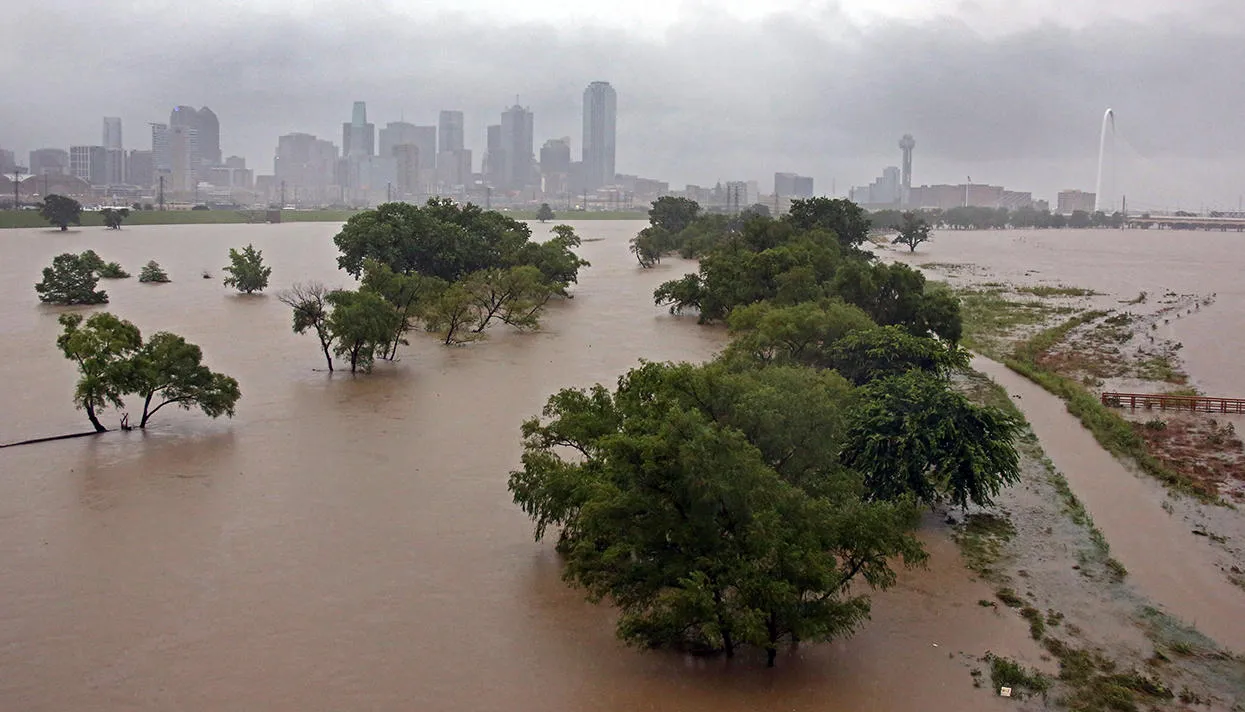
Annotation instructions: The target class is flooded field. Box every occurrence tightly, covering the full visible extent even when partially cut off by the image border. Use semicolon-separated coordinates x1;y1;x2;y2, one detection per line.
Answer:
0;221;1042;711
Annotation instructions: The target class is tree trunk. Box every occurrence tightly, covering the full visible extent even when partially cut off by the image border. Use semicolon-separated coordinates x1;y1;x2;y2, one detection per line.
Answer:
139;392;155;428
85;403;107;433
60;225;68;231
765;613;779;668
766;647;777;668
322;344;334;372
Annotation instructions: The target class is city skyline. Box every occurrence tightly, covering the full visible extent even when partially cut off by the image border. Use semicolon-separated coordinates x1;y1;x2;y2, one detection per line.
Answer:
4;0;1244;208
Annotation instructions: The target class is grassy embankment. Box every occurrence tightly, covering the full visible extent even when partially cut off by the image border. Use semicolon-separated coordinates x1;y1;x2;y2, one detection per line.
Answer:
508;210;646;221
0;209;359;229
952;280;1219;502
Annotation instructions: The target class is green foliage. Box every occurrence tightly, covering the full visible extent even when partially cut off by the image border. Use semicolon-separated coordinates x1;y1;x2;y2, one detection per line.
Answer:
723;300;876;368
984;653;1050;698
647;196;701;234
843;370;1022;508
828;325;969;385
422;282;481;345
56;313;143;431
39;194;82;231
508;360;926;666
891;211;932;252
325;289;402;372
463;265;555;333
222;243;272;294
535;203;555;222
784;197;871;250
100;207;130;229
139;260;170;283
97;261;130;279
36;252;109;304
360;259;443;359
132;332;241;427
832;261;962;342
278;282;337;371
629;226;672;268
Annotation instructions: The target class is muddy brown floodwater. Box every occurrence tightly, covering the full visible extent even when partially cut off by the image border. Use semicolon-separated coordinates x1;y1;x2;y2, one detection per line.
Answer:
0;222;1037;711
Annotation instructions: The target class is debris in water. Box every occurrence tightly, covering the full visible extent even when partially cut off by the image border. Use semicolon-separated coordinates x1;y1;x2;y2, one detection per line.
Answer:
999;687;1012;697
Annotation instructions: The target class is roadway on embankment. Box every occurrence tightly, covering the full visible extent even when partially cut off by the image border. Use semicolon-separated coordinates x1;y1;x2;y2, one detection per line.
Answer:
974;356;1245;653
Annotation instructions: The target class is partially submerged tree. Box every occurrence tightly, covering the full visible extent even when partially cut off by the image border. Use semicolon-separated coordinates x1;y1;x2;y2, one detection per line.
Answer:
97;261;130;279
325;289;402;373
648;196;701;234
139;260;170;283
131;332;241;428
842;369;1021;508
278;282;336;371
39;194;82;231
463;266;553;333
222;243;272;294
784;197;872;250
35;252;109;304
509;361;925;666
55;313;142;432
101;207;131;230
892;211;932;252
361;259;442;359
535;203;555;222
422;283;481;345
629;226;671;268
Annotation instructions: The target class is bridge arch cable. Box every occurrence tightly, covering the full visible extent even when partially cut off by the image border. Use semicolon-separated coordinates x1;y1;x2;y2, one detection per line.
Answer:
1111;122;1176;214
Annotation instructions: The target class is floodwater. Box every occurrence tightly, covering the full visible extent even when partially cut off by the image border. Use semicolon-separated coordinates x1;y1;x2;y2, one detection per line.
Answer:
892;229;1245;652
0;221;1034;711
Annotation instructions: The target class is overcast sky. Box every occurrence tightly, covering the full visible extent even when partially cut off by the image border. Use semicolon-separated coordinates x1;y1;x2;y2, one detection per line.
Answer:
4;0;1244;209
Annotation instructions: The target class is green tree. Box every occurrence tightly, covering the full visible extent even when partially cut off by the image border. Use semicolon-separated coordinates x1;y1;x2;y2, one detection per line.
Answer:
463;265;554;333
35;252;109;305
55;312;142;432
131;332;241;428
509;361;925;666
222;243;273;294
139;260;171;283
1069;210;1091;229
512;224;589;296
98;261;130;278
629;226;671;268
723;300;875;368
422;283;481;345
785;197;871;249
101;207;131;229
360;259;443;359
278;282;336;371
827;326;968;386
892;211;932;252
648;196;701;234
842;370;1021;508
325;289;402;372
39;194;82;231
535;203;555;222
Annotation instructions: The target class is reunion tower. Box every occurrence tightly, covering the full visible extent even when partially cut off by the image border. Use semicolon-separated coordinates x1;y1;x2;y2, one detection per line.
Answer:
899;134;915;207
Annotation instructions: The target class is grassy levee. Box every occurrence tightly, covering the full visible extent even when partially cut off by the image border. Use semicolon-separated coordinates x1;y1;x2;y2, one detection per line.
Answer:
998;312;1217;502
508;210;646;221
0;209;360;229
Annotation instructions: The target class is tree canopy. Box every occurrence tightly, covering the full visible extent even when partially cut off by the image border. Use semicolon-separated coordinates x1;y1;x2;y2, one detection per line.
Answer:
55;312;241;432
36;252;109;305
648;196;702;234
40;194;82;231
222;243;273;294
139;261;171;283
278;282;336;371
892;211;932;252
509;361;925;666
536;203;555;222
101;207;130;230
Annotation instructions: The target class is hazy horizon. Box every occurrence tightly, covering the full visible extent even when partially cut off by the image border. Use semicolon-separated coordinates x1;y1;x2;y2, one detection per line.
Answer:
3;0;1244;209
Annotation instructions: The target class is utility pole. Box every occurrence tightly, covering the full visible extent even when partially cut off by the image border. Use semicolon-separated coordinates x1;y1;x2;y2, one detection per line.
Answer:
12;165;21;210
158;175;165;211
280;180;286;209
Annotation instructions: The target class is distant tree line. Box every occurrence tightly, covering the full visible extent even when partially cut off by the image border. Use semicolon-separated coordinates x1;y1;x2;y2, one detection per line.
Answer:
869;206;1127;231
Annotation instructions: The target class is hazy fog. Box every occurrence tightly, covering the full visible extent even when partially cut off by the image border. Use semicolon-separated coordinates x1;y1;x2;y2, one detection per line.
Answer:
3;0;1244;208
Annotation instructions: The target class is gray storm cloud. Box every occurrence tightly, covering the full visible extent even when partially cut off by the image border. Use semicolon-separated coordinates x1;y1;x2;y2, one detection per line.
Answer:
3;0;1243;207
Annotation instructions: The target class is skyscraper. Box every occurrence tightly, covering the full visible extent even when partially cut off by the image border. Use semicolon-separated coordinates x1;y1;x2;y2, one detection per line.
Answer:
484;124;504;187
102;117;123;150
439;111;464;153
582;81;617;191
500;103;534;191
29;148;69;176
342;101;375;158
69;145;108;185
170;106;221;176
102;117;124;185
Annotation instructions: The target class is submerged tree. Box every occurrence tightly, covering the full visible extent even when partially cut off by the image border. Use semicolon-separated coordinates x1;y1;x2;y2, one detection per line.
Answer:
39;194;82;231
278;282;336;371
35;252;110;305
535;203;555;222
101;207;131;230
55;313;142;432
222;243;272;294
892;212;932;253
842;369;1021;508
139;260;171;283
509;361;926;666
131;332;241;428
325;289;402;373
